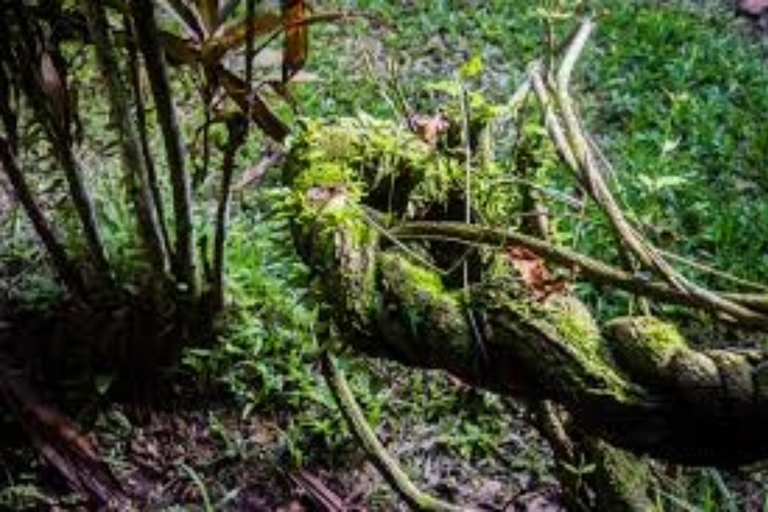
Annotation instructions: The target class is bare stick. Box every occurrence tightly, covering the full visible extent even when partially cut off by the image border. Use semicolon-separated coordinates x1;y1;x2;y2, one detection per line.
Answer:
321;352;472;512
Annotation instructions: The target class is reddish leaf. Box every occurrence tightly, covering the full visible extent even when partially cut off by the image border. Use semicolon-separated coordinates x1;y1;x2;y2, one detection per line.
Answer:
282;0;308;83
507;245;569;301
201;9;283;65
202;11;357;68
287;70;319;83
198;0;221;32
39;51;69;132
234;149;284;191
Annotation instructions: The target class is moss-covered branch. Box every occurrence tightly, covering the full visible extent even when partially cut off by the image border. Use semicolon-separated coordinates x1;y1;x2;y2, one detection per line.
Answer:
281;118;768;467
392;221;768;329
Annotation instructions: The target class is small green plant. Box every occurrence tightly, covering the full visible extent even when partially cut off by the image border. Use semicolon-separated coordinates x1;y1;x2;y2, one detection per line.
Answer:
0;484;54;511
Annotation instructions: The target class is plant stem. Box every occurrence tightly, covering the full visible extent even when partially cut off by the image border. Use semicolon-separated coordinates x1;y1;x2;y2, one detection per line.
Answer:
321;352;471;512
211;117;247;312
6;4;111;282
130;0;197;296
0;138;85;298
124;12;172;261
84;0;171;277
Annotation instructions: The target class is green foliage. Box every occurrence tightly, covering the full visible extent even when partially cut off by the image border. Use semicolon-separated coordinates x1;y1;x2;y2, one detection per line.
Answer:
584;6;768;285
0;484;55;511
656;468;746;512
183;202;316;412
307;0;768;289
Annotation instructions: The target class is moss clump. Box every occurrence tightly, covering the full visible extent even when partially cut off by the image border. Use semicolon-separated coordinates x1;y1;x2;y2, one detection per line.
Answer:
669;349;720;407
284;115;462;216
706;350;753;406
312;203;380;331
543;296;630;397
546;296;603;359
592;441;654;512
604;316;689;386
378;252;473;364
292;162;359;195
491;293;632;401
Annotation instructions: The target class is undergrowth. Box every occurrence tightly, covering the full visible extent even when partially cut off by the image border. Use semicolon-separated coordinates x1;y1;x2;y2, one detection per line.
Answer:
2;0;768;509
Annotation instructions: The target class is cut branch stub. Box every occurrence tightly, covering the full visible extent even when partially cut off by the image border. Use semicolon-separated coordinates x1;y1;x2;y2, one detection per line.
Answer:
283;117;768;467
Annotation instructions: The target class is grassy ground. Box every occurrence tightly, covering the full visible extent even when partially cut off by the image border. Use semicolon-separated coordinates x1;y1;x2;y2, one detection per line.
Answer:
2;0;768;510
302;0;768;287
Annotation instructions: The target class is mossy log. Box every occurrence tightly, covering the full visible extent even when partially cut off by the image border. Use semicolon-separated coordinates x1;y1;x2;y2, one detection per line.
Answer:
282;117;768;467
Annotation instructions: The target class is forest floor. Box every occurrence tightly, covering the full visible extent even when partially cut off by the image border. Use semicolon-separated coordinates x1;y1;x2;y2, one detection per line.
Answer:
0;303;554;511
3;1;768;511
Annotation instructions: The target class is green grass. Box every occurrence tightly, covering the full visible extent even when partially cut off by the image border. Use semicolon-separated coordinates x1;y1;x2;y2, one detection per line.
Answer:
299;0;768;290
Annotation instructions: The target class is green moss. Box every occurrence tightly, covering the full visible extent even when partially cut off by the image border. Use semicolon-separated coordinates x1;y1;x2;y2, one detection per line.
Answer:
292;162;358;193
547;296;603;358
380;252;444;300
592;441;654;512
285;115;464;215
669;349;721;406
706;350;753;404
493;293;632;400
604;317;689;385
378;252;472;361
315;212;381;331
543;297;631;395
